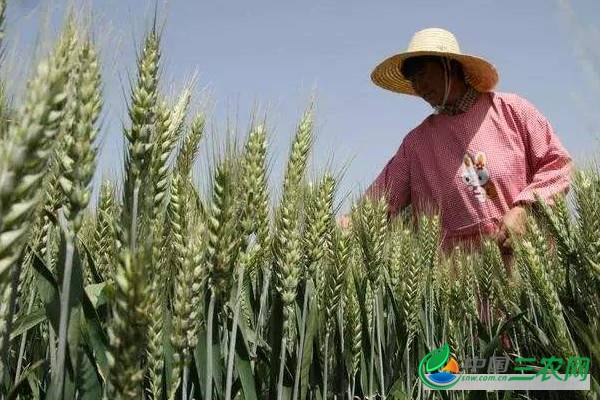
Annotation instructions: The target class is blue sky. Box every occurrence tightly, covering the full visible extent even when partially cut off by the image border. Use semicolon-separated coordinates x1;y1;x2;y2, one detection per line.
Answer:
4;0;600;211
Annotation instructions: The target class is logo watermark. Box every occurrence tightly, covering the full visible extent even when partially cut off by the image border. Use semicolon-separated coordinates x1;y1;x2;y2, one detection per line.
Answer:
419;344;590;391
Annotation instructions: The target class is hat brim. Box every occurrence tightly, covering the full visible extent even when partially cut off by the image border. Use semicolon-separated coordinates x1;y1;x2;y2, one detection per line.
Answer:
371;50;498;95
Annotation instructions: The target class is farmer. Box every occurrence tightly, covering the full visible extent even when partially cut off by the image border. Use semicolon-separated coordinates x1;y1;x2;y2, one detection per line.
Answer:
339;28;572;256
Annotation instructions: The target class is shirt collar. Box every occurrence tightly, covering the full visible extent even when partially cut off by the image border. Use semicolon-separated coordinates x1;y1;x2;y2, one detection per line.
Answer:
437;85;480;116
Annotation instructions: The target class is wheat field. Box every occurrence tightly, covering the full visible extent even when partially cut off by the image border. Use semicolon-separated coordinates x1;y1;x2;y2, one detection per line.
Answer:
0;5;599;400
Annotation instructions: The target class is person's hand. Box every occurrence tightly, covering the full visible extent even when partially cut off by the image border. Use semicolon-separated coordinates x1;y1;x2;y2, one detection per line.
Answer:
496;205;528;251
336;213;352;230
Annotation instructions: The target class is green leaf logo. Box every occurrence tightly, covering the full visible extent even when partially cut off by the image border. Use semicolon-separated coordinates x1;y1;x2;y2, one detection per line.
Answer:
419;344;461;389
425;343;449;372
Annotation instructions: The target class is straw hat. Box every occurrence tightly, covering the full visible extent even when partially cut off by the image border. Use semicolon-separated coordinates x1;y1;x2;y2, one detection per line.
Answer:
371;28;498;96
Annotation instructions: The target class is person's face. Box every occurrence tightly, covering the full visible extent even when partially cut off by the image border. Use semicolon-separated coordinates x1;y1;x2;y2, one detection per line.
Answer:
407;60;449;106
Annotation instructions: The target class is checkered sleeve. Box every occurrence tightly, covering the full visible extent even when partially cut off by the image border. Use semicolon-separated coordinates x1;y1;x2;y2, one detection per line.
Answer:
512;98;572;207
364;139;411;217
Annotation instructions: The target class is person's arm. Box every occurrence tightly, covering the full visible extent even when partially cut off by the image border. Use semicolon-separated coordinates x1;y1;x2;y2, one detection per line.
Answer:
512;99;572;206
363;139;412;218
337;139;412;228
497;98;572;249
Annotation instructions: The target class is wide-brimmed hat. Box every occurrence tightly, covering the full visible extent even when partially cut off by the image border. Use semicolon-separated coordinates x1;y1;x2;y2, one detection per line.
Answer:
371;28;498;96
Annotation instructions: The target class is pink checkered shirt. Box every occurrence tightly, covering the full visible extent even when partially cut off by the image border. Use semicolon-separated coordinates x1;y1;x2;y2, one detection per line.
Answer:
365;92;572;250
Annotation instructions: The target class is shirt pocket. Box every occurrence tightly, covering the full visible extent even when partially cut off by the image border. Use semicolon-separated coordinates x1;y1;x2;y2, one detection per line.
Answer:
466;142;528;213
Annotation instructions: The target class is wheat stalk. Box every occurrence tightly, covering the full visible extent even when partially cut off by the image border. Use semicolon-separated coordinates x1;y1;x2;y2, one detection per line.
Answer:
352;196;388;290
176;112;205;178
517;218;575;359
204;159;242;400
343;266;361;398
271;109;313;400
0;21;73;375
322;226;349;398
93;181;119;280
168;172;195;399
122;28;160;238
108;245;150;400
145;90;195;399
240;123;271;278
151;87;191;220
303;174;335;274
